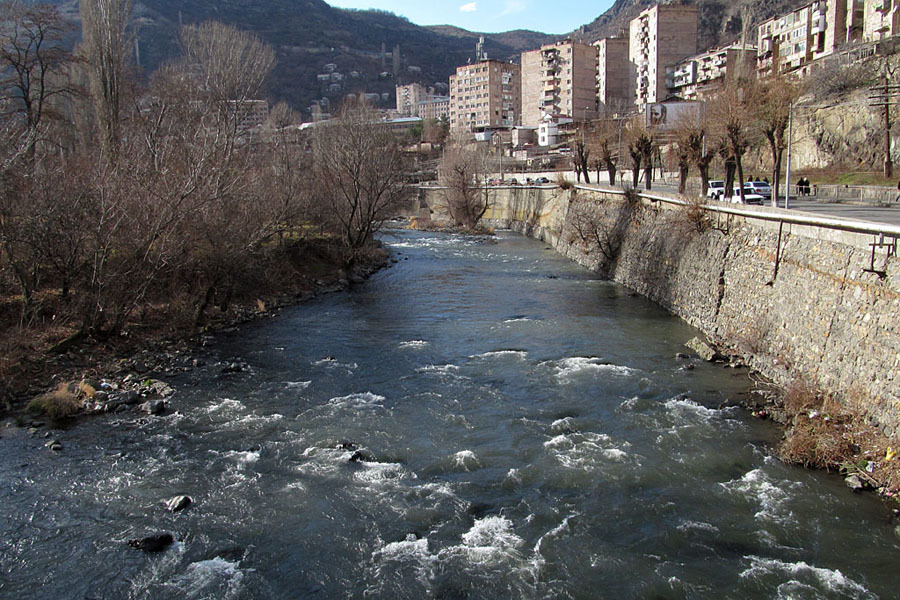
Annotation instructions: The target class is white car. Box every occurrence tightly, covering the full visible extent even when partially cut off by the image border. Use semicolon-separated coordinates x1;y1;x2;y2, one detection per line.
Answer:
730;185;765;205
706;180;725;200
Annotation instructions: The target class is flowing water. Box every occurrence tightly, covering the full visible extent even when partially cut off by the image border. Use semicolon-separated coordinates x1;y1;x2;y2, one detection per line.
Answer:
2;230;899;599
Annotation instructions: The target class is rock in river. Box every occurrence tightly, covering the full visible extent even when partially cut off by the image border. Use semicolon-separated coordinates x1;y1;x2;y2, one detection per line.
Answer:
128;532;175;552
164;495;192;512
139;400;166;416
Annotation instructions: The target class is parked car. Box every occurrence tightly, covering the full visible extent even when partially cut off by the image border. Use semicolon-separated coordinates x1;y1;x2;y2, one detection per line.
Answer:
534;177;550;184
731;185;765;205
487;178;502;185
744;180;772;200
505;178;519;185
706;180;726;200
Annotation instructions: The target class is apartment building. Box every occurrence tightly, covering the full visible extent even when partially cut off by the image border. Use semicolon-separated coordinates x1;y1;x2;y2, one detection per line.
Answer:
396;83;427;116
595;37;631;113
448;60;521;132
629;4;699;106
757;0;865;76
520;40;599;127
418;96;450;121
666;45;757;100
864;0;899;40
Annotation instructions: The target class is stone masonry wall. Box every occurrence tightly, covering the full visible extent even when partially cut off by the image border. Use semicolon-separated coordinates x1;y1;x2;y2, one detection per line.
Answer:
420;186;900;439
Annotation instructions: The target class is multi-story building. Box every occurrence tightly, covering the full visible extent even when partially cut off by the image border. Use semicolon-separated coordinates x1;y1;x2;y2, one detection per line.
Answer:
396;83;427;117
629;4;699;106
418;96;450;121
448;60;521;132
666;45;757;100
520;40;599;127
757;0;865;76
594;37;630;114
864;0;899;40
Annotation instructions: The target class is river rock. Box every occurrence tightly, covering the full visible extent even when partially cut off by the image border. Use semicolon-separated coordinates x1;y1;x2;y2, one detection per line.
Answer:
127;532;175;552
139;400;166;416
144;379;175;398
45;439;62;452
164;495;192;512
349;449;375;463
685;337;719;362
844;474;865;491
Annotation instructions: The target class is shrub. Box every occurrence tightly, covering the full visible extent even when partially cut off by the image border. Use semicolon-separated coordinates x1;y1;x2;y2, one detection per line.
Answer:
555;172;573;190
27;382;84;418
679;197;710;233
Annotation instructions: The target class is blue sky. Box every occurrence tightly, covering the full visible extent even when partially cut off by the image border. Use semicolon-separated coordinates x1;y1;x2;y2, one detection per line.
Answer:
326;0;614;34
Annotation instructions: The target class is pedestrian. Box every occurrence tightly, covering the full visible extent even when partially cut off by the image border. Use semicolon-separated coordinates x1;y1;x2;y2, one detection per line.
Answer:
763;176;769;184
895;179;900;203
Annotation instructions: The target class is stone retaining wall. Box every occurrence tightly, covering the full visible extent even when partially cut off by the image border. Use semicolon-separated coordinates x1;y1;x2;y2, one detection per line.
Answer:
419;186;900;439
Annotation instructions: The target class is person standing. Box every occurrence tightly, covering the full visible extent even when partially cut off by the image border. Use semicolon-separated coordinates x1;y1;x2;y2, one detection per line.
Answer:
895;179;900;202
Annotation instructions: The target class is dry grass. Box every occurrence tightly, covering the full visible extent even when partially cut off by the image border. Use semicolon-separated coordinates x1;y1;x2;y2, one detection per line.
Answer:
26;382;86;419
776;379;900;497
678;197;711;233
556;173;573;190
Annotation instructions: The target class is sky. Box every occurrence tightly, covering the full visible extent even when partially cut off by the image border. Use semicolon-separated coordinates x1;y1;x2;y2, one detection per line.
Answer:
325;0;614;35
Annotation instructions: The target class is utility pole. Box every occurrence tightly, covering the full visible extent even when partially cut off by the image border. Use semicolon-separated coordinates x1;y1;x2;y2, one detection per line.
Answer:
785;102;793;210
868;76;899;179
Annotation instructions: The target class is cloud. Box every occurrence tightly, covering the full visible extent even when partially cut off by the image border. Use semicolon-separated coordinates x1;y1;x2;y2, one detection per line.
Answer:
459;2;477;12
499;0;527;16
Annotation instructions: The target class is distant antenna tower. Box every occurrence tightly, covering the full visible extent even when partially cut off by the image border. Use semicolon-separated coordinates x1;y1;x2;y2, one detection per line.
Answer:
476;36;487;61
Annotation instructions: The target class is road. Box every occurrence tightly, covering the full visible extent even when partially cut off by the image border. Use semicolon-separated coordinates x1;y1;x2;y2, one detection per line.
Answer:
630;182;900;228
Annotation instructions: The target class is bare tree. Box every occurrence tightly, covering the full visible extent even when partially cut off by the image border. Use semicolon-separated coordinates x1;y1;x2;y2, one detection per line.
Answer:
0;1;75;162
310;100;411;260
437;138;490;229
585;118;619;185
572;130;590;184
709;84;756;202
671;107;712;197
626;120;654;190
753;75;802;205
79;0;132;161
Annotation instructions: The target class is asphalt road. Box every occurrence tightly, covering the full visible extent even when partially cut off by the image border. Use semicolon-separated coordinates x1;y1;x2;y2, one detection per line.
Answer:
636;182;900;228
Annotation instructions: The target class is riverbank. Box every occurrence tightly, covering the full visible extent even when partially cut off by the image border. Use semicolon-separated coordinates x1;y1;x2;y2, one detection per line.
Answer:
1;239;389;421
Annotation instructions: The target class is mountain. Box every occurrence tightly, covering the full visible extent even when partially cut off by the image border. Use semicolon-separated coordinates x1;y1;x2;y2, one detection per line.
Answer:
99;0;554;118
571;0;802;52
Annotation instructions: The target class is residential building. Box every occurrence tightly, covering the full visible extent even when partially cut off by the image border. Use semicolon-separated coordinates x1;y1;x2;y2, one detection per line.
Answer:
396;83;427;116
864;0;899;40
629;4;699;105
520;40;599;127
229;99;269;130
595;37;630;114
418;95;450;121
448;60;521;132
757;0;865;76
666;45;757;100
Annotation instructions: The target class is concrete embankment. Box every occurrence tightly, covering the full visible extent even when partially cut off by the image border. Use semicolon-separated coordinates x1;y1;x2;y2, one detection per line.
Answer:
416;185;900;440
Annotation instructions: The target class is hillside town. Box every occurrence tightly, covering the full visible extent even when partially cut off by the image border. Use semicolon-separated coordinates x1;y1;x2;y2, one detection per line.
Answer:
387;0;897;175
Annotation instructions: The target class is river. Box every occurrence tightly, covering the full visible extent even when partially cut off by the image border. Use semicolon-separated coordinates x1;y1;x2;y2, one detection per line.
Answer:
2;229;898;599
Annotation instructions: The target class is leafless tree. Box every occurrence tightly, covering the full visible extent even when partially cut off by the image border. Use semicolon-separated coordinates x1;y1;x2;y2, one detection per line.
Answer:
709;83;756;202
79;0;132;161
585;118;619;185
753;75;802;204
437;138;490;229
0;1;75;162
310;100;411;260
626;120;654;190
671;107;712;197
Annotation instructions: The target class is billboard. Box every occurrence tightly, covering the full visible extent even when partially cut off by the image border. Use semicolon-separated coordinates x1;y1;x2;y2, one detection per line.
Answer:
644;101;701;131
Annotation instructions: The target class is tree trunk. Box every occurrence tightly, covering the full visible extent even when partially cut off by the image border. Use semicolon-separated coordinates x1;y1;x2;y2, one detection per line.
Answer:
678;164;688;194
698;161;710;197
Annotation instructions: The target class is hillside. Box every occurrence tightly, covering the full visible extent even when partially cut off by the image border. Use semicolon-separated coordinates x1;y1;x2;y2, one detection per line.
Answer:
572;0;802;51
79;0;555;118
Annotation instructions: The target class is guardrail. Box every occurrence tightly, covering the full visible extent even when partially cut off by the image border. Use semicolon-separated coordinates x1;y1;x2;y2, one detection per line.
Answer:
576;184;900;238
